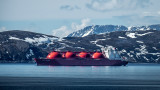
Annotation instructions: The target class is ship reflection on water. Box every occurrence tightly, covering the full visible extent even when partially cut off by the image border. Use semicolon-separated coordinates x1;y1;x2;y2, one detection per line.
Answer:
0;63;160;90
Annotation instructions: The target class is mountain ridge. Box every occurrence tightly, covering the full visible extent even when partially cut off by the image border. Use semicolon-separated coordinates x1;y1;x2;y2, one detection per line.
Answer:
67;24;160;37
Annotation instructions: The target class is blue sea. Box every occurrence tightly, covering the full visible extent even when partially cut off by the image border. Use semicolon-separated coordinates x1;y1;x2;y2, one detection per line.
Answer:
0;63;160;90
0;63;160;80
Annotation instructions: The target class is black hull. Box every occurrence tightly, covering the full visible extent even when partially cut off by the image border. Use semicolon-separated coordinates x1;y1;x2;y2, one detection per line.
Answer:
35;58;128;66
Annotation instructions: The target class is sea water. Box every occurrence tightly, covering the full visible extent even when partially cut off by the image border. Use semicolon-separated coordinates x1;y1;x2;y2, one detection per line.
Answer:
0;63;160;80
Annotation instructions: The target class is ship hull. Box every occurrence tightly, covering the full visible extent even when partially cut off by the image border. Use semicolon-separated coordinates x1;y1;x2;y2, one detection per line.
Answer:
35;58;128;66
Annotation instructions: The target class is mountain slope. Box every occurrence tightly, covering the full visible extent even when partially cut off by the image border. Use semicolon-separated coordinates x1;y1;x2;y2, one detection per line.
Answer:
67;24;160;37
63;30;160;63
0;30;160;63
0;30;58;62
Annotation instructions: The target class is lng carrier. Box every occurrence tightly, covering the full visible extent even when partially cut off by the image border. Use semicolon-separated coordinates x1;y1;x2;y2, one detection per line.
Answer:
35;47;128;66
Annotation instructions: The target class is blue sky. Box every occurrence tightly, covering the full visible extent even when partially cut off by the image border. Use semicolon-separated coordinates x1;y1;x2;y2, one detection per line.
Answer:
0;0;160;37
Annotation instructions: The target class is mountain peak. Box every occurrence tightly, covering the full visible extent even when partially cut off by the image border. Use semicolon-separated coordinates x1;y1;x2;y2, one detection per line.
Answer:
67;24;160;37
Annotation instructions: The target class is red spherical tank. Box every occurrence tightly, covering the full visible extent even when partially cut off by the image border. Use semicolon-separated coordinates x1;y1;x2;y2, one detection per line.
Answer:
46;51;61;59
92;52;104;59
78;52;90;58
65;51;75;58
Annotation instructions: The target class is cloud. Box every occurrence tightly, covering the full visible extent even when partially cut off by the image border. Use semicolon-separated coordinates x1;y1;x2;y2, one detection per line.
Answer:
140;11;160;17
52;26;70;38
71;18;90;31
52;18;91;38
0;27;7;32
87;0;118;11
60;5;80;11
113;15;160;26
86;0;151;12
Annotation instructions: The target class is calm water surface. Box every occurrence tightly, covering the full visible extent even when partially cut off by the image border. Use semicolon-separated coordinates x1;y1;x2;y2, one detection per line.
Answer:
0;63;160;80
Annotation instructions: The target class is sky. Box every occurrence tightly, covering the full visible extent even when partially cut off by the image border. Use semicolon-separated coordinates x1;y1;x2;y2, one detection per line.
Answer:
0;0;160;38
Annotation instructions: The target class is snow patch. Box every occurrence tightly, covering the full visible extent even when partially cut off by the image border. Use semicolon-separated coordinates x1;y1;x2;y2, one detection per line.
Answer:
90;39;106;48
24;38;36;43
118;36;126;39
139;28;145;30
136;41;144;43
9;36;21;40
128;26;132;31
149;53;160;55
119;49;127;53
152;47;157;50
9;36;58;46
143;56;149;62
75;47;85;49
126;32;153;39
82;30;92;37
136;32;153;36
26;49;34;59
126;32;136;38
127;53;133;57
136;45;148;55
82;25;94;37
24;36;55;44
146;28;151;30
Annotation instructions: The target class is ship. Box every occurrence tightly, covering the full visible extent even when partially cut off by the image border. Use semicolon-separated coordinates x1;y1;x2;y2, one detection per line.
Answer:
35;47;128;66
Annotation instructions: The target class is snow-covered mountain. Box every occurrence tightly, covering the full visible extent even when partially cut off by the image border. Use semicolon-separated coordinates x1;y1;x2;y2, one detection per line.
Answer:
0;30;58;62
64;30;160;63
0;30;160;63
67;24;160;37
